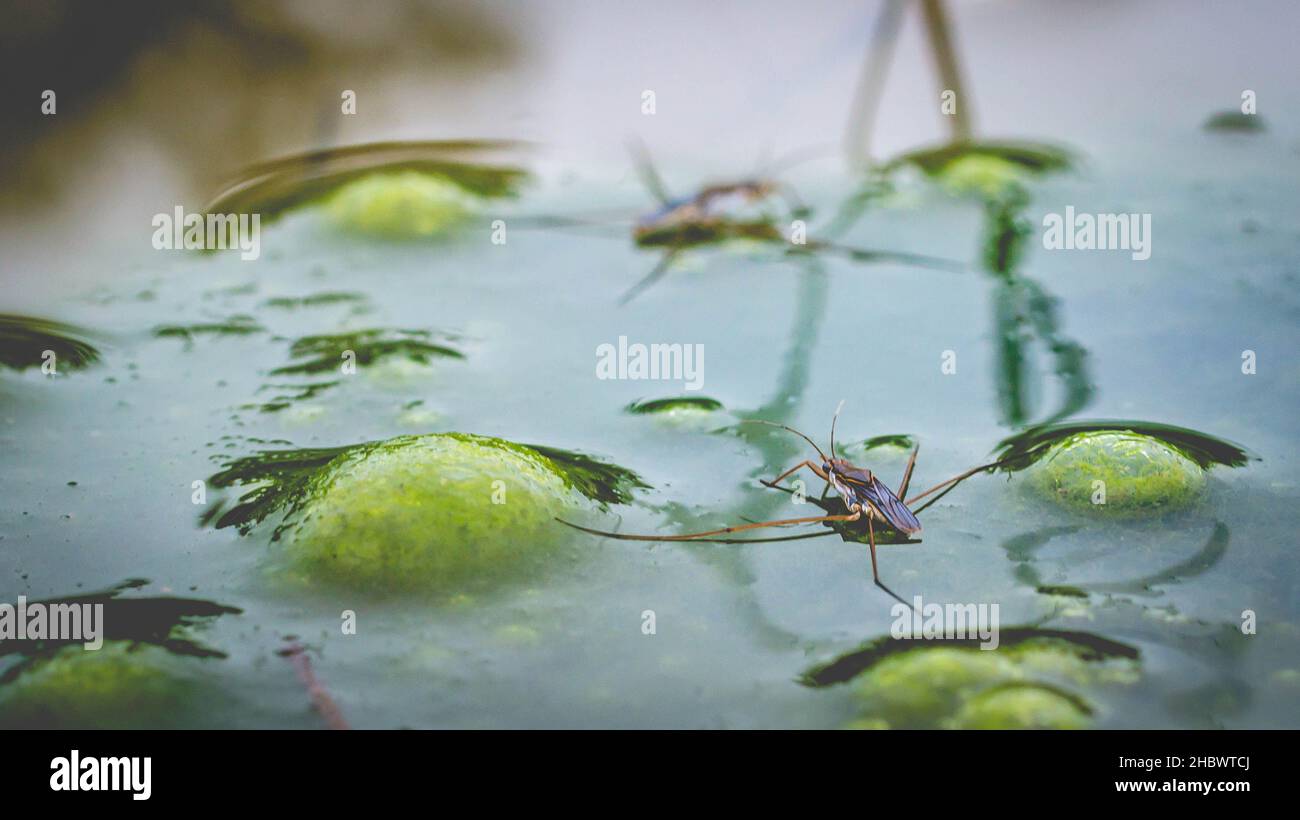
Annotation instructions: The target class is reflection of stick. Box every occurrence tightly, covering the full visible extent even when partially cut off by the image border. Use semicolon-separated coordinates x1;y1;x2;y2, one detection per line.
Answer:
843;0;906;167
919;0;973;141
280;642;351;730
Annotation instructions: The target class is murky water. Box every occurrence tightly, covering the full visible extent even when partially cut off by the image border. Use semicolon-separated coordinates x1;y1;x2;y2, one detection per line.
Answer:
2;124;1297;729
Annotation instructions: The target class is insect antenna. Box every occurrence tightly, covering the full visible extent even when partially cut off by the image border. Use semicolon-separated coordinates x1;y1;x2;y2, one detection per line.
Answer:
830;399;846;458
739;419;828;462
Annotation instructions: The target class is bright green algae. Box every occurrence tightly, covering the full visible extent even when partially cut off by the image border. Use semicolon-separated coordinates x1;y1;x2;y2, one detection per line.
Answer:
284;434;580;589
948;683;1091;729
1024;430;1206;516
844;638;1137;729
207;433;646;593
324;171;478;239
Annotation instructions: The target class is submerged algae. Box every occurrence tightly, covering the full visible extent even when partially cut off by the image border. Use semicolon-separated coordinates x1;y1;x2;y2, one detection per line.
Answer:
806;629;1139;730
0;579;239;730
847;640;1134;729
947;682;1091;729
0;643;195;729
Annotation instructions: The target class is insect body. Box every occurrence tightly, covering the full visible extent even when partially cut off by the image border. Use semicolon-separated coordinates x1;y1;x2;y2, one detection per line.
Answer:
632;181;787;248
618;141;964;305
637;181;778;229
822;457;922;535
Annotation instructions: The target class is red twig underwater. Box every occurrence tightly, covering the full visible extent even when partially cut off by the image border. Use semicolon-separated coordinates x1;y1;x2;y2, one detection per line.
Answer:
278;641;351;730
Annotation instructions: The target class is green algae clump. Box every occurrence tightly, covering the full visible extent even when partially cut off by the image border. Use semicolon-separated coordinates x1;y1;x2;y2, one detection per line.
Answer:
850;648;1017;728
947;684;1091;730
841;636;1138;729
282;434;591;591
0;644;192;729
935;154;1028;200
324;171;476;239
1025;430;1206;516
625;396;726;430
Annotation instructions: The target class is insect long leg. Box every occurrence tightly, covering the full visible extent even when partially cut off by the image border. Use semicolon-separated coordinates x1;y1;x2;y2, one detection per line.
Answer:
557;510;861;543
867;512;879;582
904;458;1008;511
617;248;680;306
626;137;672;205
760;459;830;489
864;508;916;612
804;241;967;273
898;444;920;499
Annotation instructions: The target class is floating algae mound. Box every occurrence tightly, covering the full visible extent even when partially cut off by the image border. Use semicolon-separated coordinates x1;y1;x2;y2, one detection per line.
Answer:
0;581;239;729
324;171;479;239
846;647;1019;729
625;396;727;430
947;682;1092;730
806;631;1139;730
992;420;1252;518
1024;431;1206;516
200;140;529;239
883;140;1074;200
0;644;194;729
206;433;646;592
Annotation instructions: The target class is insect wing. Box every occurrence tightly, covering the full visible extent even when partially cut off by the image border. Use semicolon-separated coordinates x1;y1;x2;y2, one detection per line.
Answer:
866;475;922;533
838;469;921;533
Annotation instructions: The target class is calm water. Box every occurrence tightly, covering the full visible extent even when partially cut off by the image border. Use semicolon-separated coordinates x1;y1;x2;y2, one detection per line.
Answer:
2;122;1297;728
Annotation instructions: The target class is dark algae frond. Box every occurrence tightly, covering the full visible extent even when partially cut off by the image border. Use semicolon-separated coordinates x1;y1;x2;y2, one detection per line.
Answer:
262;292;367;310
1202;111;1264;133
0;314;101;372
153;315;263;342
203;444;359;539
993;420;1254;471
625;396;724;414
270;329;463;375
245;380;342;413
521;442;651;508
856;434;916;451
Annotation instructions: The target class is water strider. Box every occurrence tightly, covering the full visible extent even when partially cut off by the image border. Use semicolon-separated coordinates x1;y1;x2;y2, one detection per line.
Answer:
561;403;1012;607
616;141;964;304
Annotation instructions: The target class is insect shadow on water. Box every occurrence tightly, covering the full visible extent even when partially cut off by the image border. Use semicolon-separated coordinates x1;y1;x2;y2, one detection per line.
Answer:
560;402;1015;609
1008;522;1232;601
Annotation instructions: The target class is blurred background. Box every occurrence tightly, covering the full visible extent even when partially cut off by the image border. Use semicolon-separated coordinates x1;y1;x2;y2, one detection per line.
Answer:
3;0;1298;305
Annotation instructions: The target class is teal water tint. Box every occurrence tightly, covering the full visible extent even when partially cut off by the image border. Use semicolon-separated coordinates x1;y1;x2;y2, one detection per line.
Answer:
1;129;1298;728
